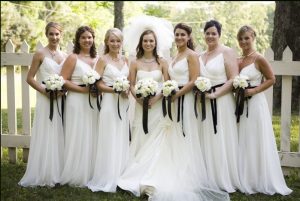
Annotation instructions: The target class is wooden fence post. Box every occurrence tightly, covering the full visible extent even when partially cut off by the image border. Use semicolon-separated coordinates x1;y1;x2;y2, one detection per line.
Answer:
6;40;17;163
21;41;31;162
280;46;293;152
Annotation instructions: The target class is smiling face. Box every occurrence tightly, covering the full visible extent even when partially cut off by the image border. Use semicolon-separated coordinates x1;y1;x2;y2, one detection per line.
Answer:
174;28;190;48
238;31;255;52
46;27;61;46
142;33;156;53
79;31;94;50
204;26;220;47
107;33;122;54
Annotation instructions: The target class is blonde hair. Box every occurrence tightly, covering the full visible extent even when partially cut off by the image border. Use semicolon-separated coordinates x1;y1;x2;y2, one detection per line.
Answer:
237;25;256;39
45;22;62;35
104;28;123;54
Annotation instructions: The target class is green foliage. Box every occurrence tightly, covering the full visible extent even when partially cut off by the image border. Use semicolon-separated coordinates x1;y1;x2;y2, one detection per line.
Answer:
143;4;170;18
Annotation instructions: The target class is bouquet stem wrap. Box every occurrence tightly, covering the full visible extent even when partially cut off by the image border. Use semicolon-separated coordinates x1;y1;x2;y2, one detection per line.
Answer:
142;96;150;134
209;83;224;134
235;86;255;123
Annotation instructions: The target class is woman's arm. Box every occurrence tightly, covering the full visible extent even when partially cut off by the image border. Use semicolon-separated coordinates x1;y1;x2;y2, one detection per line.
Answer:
26;51;48;96
245;54;275;97
173;51;199;100
207;47;238;99
60;54;89;93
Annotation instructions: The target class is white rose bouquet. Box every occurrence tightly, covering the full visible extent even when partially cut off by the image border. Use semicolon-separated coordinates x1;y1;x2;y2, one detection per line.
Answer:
233;75;249;89
113;76;130;120
194;77;212;92
135;78;158;134
193;77;212;120
233;75;250;123
113;76;130;93
161;80;178;120
135;78;158;98
42;74;65;121
81;69;101;111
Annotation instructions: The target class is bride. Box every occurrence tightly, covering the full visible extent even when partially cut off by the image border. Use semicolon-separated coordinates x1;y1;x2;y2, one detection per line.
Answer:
118;15;230;201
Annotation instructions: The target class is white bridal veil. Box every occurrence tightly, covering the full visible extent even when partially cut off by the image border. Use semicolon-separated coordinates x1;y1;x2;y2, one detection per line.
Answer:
123;15;174;59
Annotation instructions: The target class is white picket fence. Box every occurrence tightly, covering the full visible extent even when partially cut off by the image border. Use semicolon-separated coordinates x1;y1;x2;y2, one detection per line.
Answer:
1;40;300;170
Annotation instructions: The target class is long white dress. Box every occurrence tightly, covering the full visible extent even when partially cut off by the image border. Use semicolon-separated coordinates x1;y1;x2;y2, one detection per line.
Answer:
60;58;99;187
238;63;292;195
118;64;230;201
87;63;130;192
19;57;64;187
199;53;242;193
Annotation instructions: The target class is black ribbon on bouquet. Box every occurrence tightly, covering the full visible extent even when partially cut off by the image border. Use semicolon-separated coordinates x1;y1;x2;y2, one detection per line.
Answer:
209;83;224;134
162;90;176;121
177;86;185;137
137;93;155;134
80;80;101;111
235;86;255;123
193;88;207;121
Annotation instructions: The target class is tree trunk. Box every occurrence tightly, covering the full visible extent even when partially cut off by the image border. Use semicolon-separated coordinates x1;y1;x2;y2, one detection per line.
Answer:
272;1;300;114
114;1;124;30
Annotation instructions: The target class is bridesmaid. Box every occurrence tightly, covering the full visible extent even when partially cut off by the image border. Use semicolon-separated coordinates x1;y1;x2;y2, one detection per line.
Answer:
87;28;130;192
19;22;67;187
198;20;242;193
59;26;99;187
236;25;292;195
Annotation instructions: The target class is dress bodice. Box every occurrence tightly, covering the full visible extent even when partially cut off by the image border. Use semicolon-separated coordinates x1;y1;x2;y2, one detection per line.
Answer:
136;69;163;83
240;63;263;87
102;63;129;86
36;57;63;83
199;53;227;86
168;58;189;86
71;58;96;85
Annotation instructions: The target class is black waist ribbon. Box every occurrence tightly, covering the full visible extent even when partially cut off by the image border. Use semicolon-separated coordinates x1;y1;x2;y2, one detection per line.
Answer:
177;86;185;137
235;86;255;123
209;83;224;134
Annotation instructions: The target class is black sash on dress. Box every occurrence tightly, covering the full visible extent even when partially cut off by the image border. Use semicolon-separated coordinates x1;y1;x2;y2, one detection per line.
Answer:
209;83;224;134
235;85;255;123
177;86;185;137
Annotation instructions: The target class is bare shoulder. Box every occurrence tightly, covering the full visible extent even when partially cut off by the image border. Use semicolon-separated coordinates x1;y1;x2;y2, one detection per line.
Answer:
187;49;199;59
158;57;168;66
255;53;269;67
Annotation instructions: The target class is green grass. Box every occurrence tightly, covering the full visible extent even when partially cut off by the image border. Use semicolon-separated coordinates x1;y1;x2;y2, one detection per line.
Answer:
1;148;300;201
1;109;300;200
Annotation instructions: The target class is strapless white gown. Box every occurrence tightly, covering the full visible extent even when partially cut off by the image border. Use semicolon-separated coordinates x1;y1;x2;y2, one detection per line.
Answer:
60;58;99;187
87;63;130;192
19;57;64;187
238;63;292;195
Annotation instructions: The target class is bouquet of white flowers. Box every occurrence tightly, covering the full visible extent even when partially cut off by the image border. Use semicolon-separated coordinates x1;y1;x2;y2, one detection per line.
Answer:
233;75;249;89
135;78;158;98
44;74;65;91
81;70;101;111
161;80;178;120
135;78;158;134
233;75;250;123
113;76;130;93
194;77;212;92
43;74;65;121
82;69;101;86
113;76;130;120
193;77;212;121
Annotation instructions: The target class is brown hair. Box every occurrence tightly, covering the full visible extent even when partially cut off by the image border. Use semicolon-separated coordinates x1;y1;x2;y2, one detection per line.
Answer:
136;30;160;64
73;26;97;58
45;22;62;36
104;28;123;54
237;25;256;39
174;23;195;50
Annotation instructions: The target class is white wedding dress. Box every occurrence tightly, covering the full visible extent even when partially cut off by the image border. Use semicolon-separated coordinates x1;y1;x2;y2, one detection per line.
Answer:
87;63;130;192
118;63;230;201
60;58;99;187
19;57;64;187
199;53;242;193
238;63;292;195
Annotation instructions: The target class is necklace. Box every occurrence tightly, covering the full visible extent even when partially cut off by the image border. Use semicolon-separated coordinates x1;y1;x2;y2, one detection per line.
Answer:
142;57;156;63
242;50;256;58
109;54;120;62
47;47;57;58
